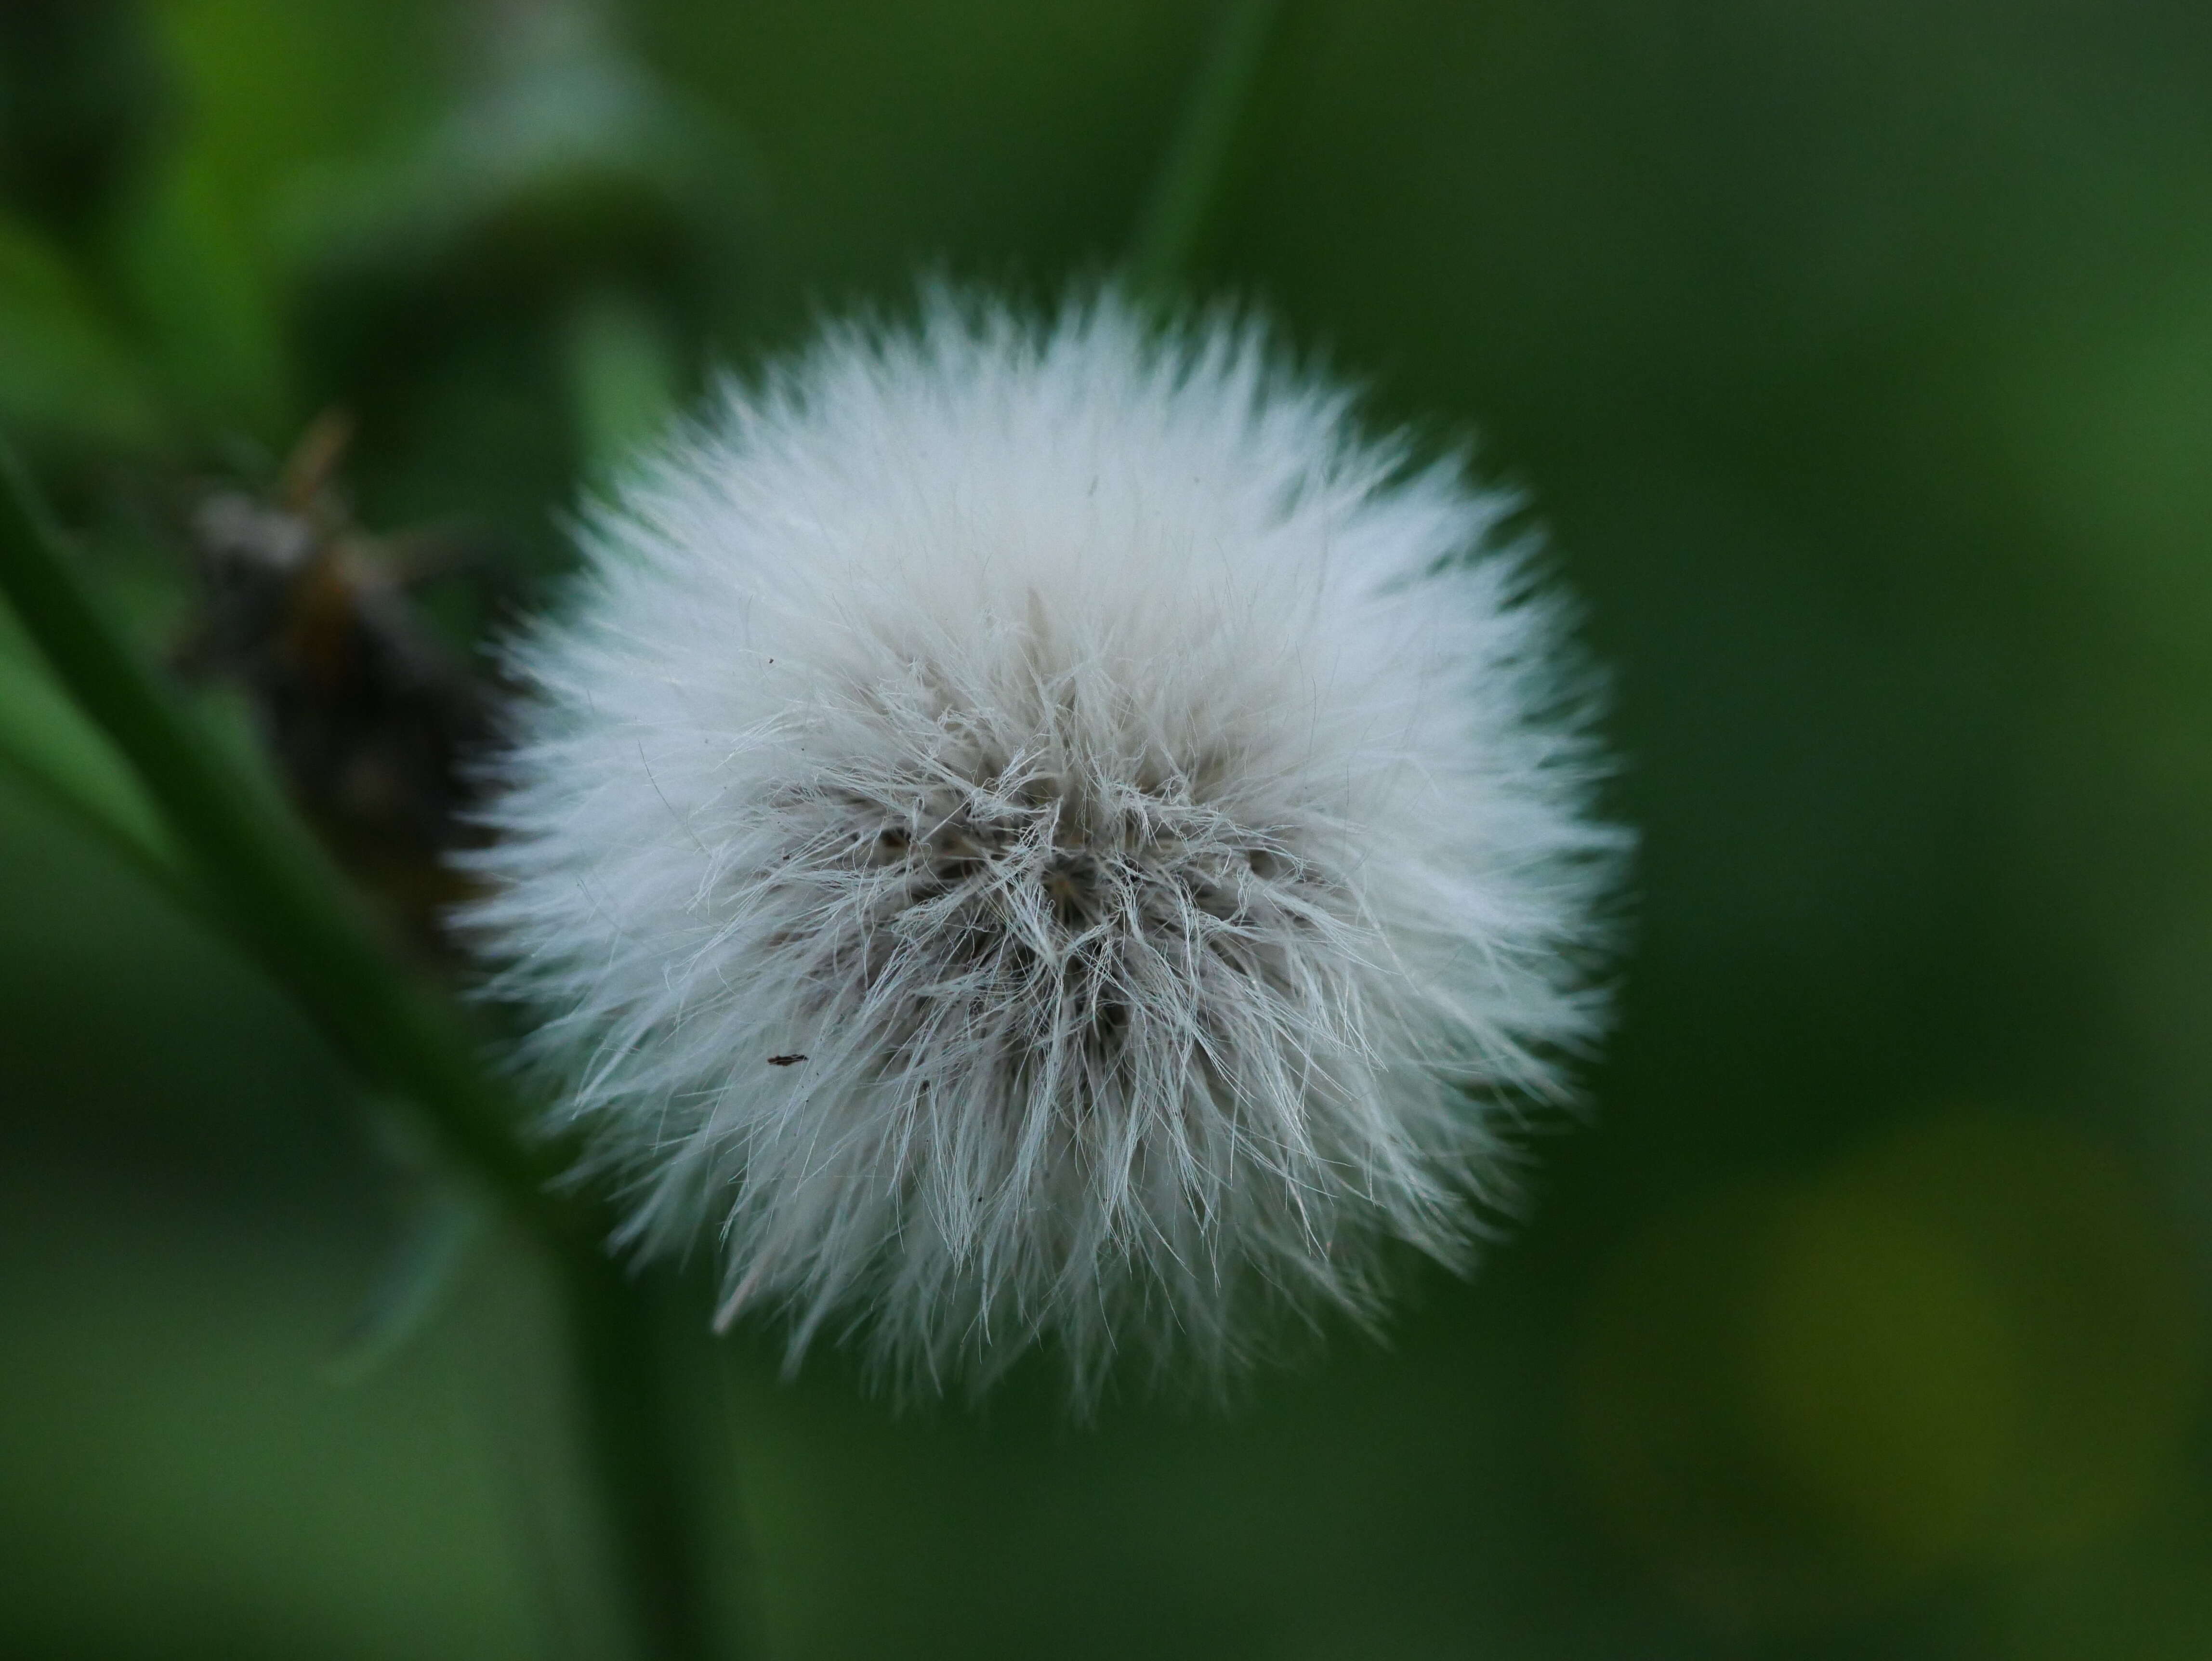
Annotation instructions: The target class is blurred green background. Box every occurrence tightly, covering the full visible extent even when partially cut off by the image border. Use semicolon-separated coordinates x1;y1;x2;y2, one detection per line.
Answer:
5;0;2212;1656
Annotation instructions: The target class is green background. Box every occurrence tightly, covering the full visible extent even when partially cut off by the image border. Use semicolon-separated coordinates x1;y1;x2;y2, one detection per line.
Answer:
4;1;2211;1656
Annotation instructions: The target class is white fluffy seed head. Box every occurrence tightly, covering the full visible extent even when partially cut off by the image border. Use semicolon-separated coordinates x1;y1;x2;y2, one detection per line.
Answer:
460;289;1626;1403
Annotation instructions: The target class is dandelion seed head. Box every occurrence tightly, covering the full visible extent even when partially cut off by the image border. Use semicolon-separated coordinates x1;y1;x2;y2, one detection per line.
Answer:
461;290;1625;1402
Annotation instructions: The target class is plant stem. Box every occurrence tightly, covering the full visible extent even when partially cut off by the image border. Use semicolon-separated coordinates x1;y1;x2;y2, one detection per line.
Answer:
0;711;211;928
566;1258;752;1661
1125;0;1289;299
0;444;559;1225
0;444;744;1659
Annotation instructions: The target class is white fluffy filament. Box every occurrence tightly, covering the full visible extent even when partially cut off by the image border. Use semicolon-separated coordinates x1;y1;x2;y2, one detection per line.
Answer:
460;291;1625;1403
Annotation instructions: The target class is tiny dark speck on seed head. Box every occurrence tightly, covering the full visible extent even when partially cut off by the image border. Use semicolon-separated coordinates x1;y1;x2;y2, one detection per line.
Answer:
767;1053;807;1066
